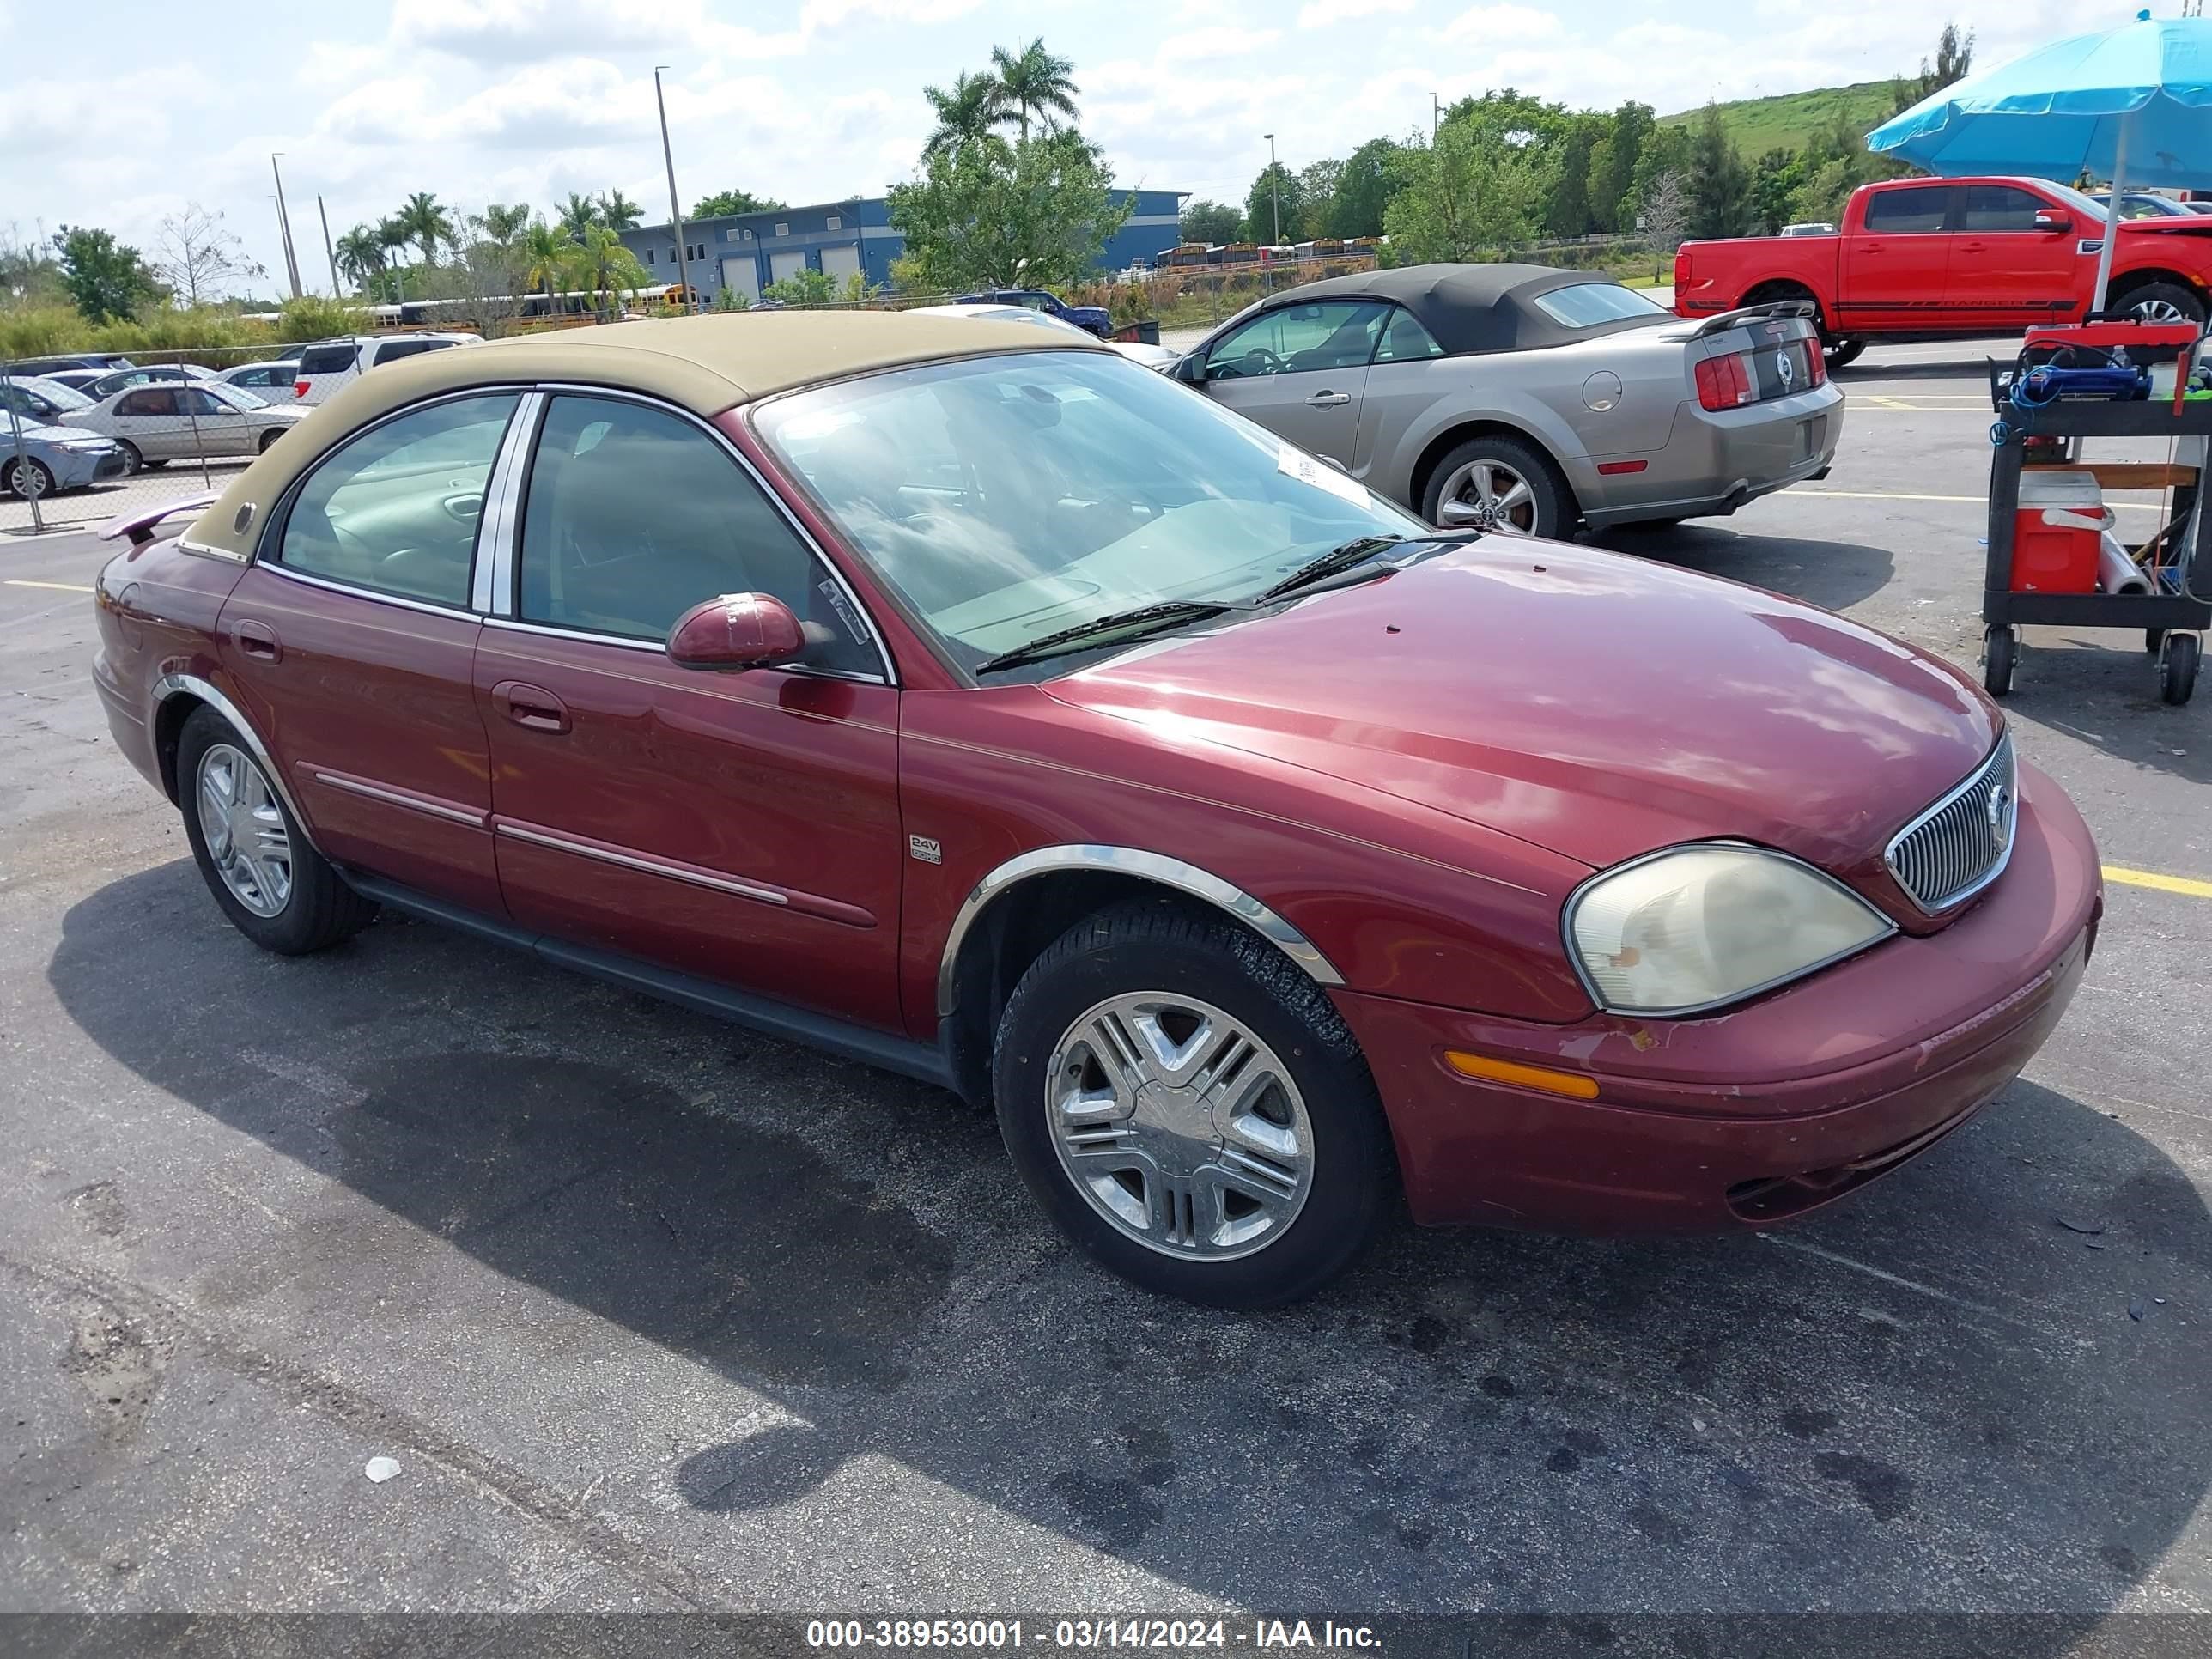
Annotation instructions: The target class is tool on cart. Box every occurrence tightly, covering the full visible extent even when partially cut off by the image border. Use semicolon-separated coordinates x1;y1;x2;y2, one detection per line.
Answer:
1983;315;2210;706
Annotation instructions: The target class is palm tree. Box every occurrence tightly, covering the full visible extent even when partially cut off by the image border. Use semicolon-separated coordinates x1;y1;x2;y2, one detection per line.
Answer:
573;225;648;319
332;225;387;291
598;189;643;231
520;222;580;314
556;191;599;241
923;70;1003;159
989;38;1078;141
482;202;532;245
396;191;455;266
374;216;413;268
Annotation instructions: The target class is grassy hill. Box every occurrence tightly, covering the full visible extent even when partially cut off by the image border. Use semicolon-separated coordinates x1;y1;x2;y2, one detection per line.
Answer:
1660;81;1903;160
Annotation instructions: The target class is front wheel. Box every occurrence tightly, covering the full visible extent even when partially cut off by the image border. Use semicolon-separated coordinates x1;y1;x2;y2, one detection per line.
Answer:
2160;630;2201;706
993;900;1394;1308
1983;624;2017;697
2118;283;2206;328
177;707;378;954
3;457;53;499
1421;434;1570;539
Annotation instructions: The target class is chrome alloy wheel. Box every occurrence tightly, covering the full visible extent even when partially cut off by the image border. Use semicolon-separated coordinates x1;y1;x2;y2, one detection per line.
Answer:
196;743;293;918
1436;458;1537;532
2129;296;2191;324
1045;992;1315;1260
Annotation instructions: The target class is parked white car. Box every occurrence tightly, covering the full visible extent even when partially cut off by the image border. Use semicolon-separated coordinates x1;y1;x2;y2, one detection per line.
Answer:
216;357;301;401
908;303;1181;371
289;332;483;406
61;382;308;472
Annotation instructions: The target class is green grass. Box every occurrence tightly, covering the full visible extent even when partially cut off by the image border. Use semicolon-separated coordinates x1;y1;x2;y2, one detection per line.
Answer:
1660;80;1901;160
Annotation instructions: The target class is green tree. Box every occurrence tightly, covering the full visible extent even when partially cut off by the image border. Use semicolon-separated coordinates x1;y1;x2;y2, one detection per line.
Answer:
1685;104;1751;239
1246;162;1303;245
923;70;1005;160
763;266;838;305
520;222;580;311
889;130;1133;290
1591;101;1654;232
1895;21;1975;112
1297;158;1344;240
572;224;648;316
1328;138;1400;238
1382;120;1555;259
692;186;787;218
1748;148;1806;235
1628;121;1692;215
1547;115;1600;240
332;225;387;291
988;38;1079;141
374;216;413;269
482;202;533;245
1179;200;1245;244
51;226;162;324
556;192;600;240
396;191;456;266
599;189;643;231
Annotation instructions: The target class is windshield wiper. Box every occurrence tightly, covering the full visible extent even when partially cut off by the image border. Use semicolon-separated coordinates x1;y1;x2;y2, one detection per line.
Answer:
1254;535;1410;603
972;600;1236;674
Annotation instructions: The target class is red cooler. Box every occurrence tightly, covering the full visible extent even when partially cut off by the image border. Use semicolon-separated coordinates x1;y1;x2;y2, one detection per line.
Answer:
2012;471;2109;594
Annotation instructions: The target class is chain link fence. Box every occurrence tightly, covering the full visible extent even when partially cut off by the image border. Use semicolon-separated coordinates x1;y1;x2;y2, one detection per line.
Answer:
3;344;305;535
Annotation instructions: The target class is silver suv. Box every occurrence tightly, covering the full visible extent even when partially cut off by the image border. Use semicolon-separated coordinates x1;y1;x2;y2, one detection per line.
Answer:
289;332;482;406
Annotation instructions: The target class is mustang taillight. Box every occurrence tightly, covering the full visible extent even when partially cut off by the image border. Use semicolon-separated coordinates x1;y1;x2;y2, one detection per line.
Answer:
1802;339;1827;387
1694;353;1755;410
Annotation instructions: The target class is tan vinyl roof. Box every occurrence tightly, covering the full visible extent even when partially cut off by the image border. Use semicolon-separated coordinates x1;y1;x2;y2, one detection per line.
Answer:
185;311;1105;562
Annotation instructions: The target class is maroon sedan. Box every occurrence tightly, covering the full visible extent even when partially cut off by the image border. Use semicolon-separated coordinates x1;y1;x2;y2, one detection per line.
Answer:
89;313;2102;1306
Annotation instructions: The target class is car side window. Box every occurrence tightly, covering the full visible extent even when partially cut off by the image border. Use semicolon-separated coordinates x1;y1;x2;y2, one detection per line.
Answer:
1205;301;1391;379
181;388;228;416
1863;188;1954;234
276;393;520;608
373;340;435;366
514;394;877;675
116;389;178;417
1373;306;1446;363
1961;185;2047;232
297;344;357;376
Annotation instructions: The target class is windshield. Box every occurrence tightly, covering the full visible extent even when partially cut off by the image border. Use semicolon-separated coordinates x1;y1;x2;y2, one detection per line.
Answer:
757;350;1426;672
2045;181;2119;219
1529;282;1669;328
204;383;264;412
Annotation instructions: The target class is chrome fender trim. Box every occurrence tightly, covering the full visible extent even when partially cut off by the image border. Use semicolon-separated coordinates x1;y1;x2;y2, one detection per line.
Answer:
935;844;1346;1017
150;672;322;854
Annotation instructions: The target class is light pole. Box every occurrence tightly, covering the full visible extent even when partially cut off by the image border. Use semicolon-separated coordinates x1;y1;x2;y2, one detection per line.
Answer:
317;194;340;297
1264;132;1279;245
270;154;303;299
654;66;693;312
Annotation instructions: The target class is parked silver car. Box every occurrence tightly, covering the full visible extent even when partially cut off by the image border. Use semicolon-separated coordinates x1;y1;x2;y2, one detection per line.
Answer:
61;381;307;472
216;357;301;399
80;363;219;402
1;420;126;498
0;374;99;426
1173;264;1845;538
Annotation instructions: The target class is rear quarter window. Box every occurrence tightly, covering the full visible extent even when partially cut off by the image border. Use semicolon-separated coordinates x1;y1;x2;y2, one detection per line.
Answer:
297;345;357;375
1528;283;1669;329
1863;188;1954;234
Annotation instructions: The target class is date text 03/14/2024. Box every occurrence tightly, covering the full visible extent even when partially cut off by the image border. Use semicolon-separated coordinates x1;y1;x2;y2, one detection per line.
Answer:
804;1619;1383;1650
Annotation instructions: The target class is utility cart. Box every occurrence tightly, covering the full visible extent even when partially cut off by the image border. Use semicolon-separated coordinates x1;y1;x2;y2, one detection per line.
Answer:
1984;358;2212;707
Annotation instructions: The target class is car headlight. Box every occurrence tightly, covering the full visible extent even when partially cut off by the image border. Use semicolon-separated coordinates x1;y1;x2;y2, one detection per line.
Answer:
1565;843;1893;1016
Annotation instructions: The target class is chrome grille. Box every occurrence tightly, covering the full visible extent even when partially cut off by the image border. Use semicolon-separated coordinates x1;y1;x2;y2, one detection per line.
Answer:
1884;732;2017;913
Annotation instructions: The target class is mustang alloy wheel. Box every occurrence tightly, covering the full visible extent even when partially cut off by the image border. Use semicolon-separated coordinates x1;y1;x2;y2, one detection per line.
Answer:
994;899;1392;1307
1422;434;1568;538
176;706;378;954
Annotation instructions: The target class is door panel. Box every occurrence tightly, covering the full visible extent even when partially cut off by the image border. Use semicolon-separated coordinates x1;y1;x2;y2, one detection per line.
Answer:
1947;184;2087;325
1198;300;1390;465
1838;185;1957;331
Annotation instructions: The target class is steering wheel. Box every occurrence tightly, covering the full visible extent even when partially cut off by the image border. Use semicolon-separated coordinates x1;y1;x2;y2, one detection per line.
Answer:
1240;346;1286;376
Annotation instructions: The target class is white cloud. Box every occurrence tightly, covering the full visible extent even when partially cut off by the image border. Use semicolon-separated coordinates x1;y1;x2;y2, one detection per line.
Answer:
1296;0;1416;27
1437;3;1563;44
1158;26;1283;59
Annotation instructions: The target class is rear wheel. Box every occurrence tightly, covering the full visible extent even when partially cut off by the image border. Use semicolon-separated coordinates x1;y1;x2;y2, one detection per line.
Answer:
1824;337;1868;368
2117;283;2206;328
1422;434;1570;539
177;707;377;955
1983;624;2017;697
2160;630;2201;706
257;428;283;453
992;900;1394;1308
114;441;143;476
3;457;53;499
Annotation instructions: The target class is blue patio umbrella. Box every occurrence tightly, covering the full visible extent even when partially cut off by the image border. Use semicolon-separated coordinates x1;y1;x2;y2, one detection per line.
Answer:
1867;11;2212;308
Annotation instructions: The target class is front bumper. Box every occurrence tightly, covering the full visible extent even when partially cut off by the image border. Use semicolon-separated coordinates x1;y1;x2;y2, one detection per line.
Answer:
1335;759;2101;1231
50;446;118;489
1581;386;1845;526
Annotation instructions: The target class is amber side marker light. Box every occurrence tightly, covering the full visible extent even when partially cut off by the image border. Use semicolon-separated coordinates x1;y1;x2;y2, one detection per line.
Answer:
1443;1050;1601;1099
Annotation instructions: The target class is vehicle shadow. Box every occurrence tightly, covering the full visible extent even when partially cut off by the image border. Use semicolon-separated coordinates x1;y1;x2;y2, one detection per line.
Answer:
1602;522;1896;614
46;863;2212;1618
1839;353;1997;383
1997;636;2212;787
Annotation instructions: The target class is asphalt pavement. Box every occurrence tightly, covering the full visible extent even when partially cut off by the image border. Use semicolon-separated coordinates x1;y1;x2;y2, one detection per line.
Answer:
1;342;2208;1635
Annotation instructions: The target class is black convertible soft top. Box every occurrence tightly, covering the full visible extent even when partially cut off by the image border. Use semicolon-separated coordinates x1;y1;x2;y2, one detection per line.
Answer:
1270;263;1672;355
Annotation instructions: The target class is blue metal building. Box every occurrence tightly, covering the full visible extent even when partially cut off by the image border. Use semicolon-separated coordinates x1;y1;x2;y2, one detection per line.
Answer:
622;187;1186;303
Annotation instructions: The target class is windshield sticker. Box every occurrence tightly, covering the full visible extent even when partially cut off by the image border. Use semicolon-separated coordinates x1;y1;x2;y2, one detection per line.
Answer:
1277;442;1368;507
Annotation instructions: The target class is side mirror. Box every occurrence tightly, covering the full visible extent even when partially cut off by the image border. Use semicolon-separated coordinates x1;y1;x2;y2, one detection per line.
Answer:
2033;210;2071;233
1173;351;1206;385
666;592;805;671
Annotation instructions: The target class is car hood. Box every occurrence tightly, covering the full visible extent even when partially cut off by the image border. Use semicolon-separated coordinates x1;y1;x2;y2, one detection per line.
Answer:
1042;540;1998;880
14;421;102;445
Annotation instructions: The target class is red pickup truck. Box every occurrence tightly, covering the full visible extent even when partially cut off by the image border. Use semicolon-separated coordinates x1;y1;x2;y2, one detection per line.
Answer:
1674;176;2212;365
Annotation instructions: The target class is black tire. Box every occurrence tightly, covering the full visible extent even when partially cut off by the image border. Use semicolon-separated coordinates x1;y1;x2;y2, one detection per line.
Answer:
1983;624;2016;697
257;428;283;453
176;706;377;955
1824;337;1868;368
115;441;143;476
992;899;1395;1308
3;457;53;499
2115;282;2206;328
1419;434;1571;539
142;457;169;470
2160;630;2201;706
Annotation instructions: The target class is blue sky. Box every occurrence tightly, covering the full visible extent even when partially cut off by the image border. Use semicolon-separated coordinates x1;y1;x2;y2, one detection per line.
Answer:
4;0;2087;299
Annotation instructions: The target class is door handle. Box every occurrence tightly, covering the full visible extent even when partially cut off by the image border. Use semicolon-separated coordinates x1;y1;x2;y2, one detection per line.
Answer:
1304;390;1352;407
232;618;281;662
492;680;568;733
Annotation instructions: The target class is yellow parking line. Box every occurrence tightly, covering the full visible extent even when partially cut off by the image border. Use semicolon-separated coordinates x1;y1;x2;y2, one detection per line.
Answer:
1796;489;2160;511
2104;865;2212;900
3;579;94;592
